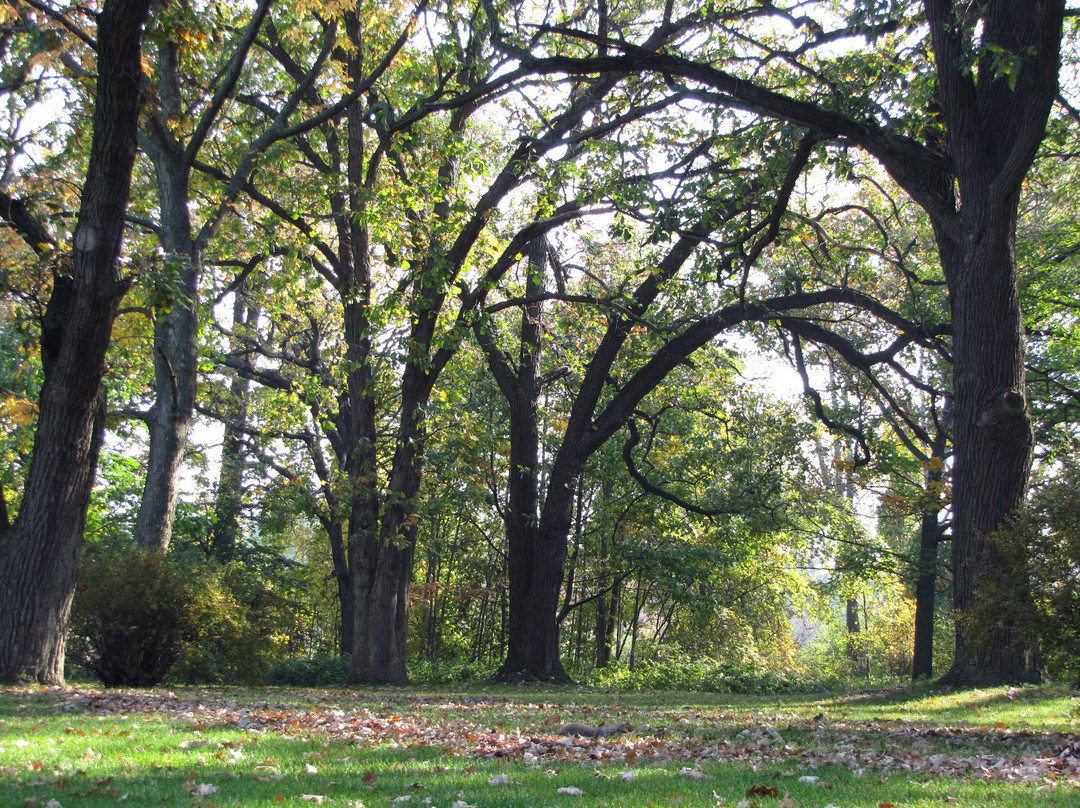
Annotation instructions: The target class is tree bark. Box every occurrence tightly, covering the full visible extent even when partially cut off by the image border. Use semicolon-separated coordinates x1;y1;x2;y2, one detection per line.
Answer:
132;160;199;552
475;239;572;681
925;0;1060;685
325;520;353;658
0;0;153;684
911;505;944;680
594;529;616;669
132;0;271;552
210;285;257;560
911;411;949;681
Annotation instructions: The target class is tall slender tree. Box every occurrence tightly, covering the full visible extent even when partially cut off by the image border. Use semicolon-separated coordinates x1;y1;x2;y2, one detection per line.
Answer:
131;0;276;551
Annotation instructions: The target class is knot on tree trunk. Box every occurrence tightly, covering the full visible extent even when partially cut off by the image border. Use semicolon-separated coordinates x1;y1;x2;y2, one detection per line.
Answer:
975;389;1032;447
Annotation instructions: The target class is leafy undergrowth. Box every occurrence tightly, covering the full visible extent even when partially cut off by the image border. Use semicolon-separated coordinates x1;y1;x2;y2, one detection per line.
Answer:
0;684;1077;807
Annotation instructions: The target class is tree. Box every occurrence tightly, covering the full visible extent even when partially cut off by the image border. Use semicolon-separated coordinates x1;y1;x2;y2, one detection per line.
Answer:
130;0;280;552
0;0;154;684
208;281;260;560
509;0;1064;685
760;170;955;680
211;0;666;683
470;127;945;678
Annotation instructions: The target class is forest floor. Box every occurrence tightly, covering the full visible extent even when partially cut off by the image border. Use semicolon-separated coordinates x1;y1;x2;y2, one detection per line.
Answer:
0;682;1077;807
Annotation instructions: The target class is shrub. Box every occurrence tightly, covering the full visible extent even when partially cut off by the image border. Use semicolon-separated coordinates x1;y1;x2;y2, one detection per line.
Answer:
265;655;351;687
588;645;839;694
968;472;1080;686
68;549;235;687
170;563;299;685
409;657;498;684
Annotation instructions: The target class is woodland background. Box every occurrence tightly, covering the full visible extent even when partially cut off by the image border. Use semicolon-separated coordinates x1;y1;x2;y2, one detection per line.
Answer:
1;0;1079;691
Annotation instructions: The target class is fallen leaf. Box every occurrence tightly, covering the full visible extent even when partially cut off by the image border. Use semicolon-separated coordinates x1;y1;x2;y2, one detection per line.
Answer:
778;792;795;808
621;770;636;781
305;763;319;774
557;786;585;795
300;796;326;804
192;783;218;797
747;785;780;797
489;773;511;786
362;771;377;784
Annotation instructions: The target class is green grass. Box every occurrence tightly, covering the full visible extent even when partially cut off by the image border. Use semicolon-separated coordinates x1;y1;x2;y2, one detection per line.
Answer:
1;683;1077;807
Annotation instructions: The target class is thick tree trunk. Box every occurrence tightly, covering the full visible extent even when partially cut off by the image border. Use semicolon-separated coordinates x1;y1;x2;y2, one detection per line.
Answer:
349;526;414;684
944;211;1038;684
496;519;572;682
0;0;152;684
475;239;572;682
347;364;428;684
923;0;1062;686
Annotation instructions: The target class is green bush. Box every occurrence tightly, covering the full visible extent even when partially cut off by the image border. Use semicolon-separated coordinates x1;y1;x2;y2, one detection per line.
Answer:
588;646;839;694
170;563;300;685
265;655;351;686
68;549;236;687
969;472;1080;686
409;657;498;684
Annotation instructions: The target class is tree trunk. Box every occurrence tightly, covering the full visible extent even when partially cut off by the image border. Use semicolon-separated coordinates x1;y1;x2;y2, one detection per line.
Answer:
131;1;272;551
134;100;201;553
912;419;948;681
209;285;256;560
595;530;614;668
944;217;1038;683
349;524;414;684
496;518;572;682
925;0;1062;684
0;0;153;684
325;521;353;657
475;240;573;682
911;506;943;680
347;344;429;684
845;598;861;636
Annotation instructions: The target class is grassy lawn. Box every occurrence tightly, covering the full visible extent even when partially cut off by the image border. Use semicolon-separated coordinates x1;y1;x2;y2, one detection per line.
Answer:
0;683;1077;807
